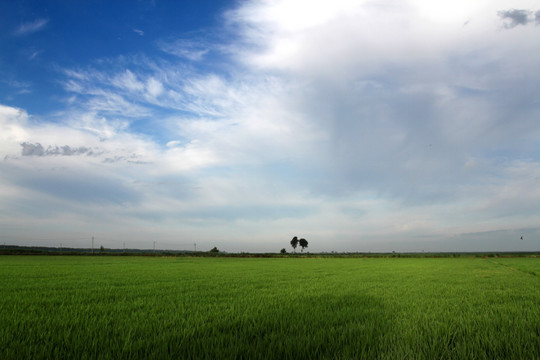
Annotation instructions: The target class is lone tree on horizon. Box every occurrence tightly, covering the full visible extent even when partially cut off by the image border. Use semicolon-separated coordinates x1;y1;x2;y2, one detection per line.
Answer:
290;236;299;253
299;238;308;252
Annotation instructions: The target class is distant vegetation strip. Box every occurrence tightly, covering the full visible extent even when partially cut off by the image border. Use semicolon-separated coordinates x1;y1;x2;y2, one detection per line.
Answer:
0;244;539;258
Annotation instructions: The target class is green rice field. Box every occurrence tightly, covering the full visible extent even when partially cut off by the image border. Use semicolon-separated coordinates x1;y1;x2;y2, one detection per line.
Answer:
1;256;539;359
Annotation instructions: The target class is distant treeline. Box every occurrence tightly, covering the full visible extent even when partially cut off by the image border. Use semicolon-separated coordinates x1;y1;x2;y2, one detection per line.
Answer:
0;245;192;256
0;245;538;258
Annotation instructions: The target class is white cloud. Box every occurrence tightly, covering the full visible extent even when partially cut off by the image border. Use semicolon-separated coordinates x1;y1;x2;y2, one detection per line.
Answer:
0;105;30;155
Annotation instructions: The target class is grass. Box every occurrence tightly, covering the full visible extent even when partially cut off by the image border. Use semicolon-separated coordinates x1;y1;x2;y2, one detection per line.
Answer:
1;256;539;359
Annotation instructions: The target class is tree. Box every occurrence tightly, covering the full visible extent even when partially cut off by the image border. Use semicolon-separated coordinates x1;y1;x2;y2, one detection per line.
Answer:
209;246;219;253
290;236;299;253
299;238;308;252
280;248;287;254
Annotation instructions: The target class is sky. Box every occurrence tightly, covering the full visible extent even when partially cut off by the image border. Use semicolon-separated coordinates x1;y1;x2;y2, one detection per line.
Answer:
1;0;540;253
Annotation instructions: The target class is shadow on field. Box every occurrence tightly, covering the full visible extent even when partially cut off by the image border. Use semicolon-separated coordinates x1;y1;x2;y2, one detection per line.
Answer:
180;293;391;359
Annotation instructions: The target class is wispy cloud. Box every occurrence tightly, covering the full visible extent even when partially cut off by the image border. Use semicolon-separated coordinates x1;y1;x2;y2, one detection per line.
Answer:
28;49;44;60
60;67;154;118
2;79;32;94
158;38;210;61
59;57;265;120
133;28;144;36
14;18;49;36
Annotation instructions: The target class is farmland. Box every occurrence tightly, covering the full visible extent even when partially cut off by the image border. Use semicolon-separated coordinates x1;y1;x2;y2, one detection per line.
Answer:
1;256;539;359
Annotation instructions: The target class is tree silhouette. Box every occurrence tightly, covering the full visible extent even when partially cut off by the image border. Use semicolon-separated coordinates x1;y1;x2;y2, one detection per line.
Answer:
290;236;299;253
209;246;219;253
299;238;308;252
280;248;287;254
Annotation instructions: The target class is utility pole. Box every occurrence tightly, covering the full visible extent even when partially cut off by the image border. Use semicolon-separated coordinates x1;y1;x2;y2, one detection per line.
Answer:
92;236;94;255
194;243;197;252
123;242;125;253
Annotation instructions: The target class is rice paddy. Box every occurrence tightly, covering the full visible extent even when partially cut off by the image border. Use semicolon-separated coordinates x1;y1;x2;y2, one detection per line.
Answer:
1;256;539;359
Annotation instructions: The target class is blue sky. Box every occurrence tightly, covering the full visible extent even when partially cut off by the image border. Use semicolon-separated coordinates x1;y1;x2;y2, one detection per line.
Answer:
1;0;540;252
